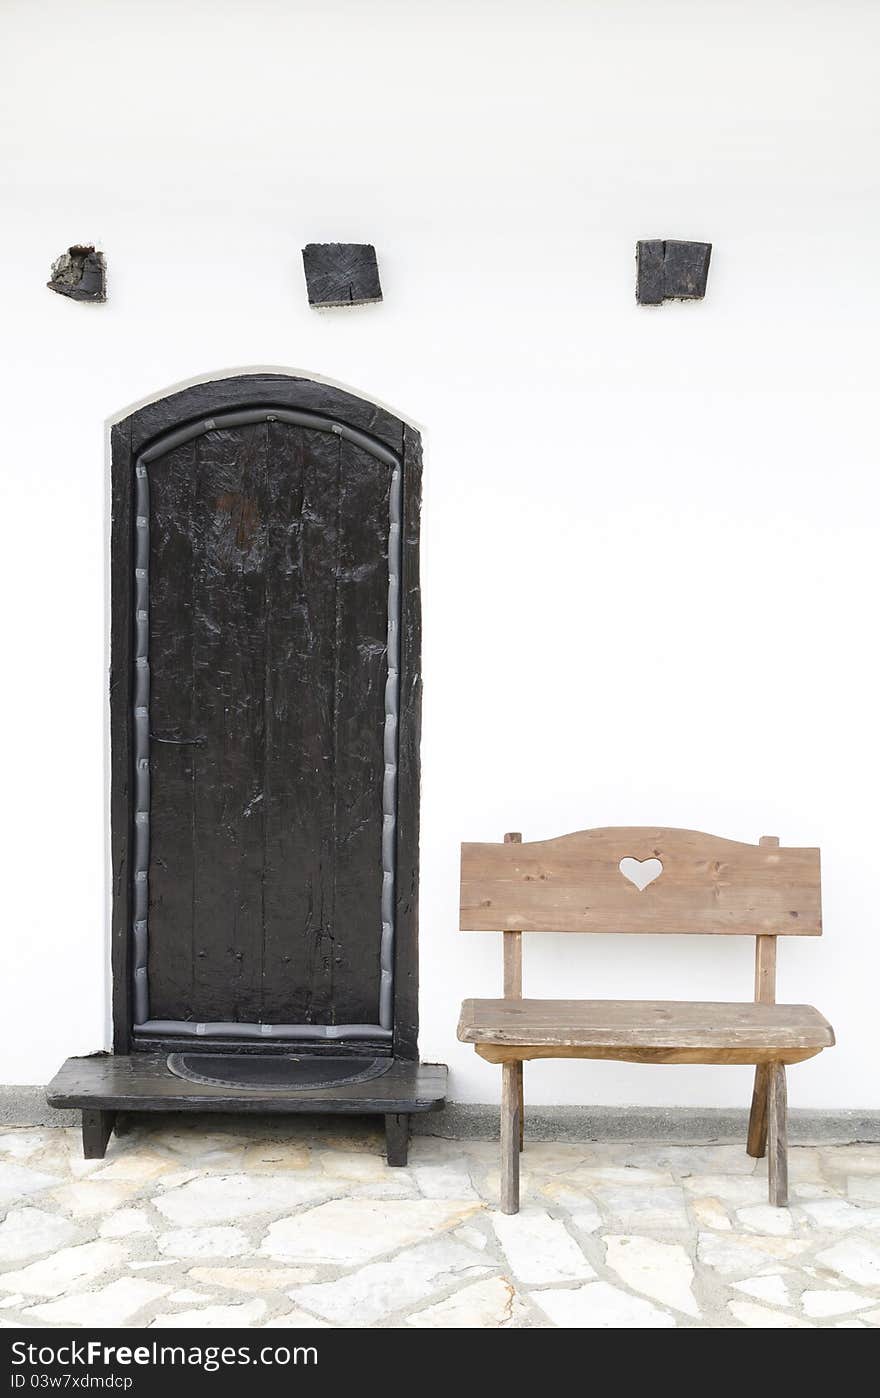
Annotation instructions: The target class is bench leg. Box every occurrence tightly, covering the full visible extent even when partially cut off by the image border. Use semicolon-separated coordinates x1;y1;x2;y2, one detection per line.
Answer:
517;1062;524;1152
384;1113;410;1167
82;1109;115;1160
500;1062;521;1213
747;1064;770;1158
767;1063;789;1207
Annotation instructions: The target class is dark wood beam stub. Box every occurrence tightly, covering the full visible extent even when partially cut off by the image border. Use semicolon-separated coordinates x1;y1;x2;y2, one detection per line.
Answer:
302;243;382;307
384;1112;410;1166
637;239;711;305
47;245;107;302
81;1109;116;1159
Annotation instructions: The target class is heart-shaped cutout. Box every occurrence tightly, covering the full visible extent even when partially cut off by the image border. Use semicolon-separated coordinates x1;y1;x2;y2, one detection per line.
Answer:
619;856;663;892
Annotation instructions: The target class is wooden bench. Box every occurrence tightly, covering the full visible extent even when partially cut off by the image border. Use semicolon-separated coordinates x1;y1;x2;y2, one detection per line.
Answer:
457;828;834;1214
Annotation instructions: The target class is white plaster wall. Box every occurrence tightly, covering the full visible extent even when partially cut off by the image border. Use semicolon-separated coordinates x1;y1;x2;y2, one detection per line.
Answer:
1;0;878;1107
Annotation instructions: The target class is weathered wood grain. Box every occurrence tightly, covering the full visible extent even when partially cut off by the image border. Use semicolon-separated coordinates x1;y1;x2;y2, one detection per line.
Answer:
502;833;524;1150
81;1110;116;1160
143;419;392;1028
385;1113;410;1166
747;1063;772;1156
768;1062;789;1206
475;1043;820;1066
258;425;389;1026
191;423;269;1021
500;1061;520;1214
458;998;834;1050
460;827;821;936
746;839;781;1160
110;376;422;1055
319;436;390;1024
458;825;826;1212
48;1055;446;1115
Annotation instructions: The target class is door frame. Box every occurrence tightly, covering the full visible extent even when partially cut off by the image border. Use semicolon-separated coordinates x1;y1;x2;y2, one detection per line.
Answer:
109;374;422;1058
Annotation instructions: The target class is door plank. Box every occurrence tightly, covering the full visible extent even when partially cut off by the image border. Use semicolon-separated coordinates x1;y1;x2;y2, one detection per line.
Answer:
260;424;336;1024
328;440;391;1023
190;423;270;1021
146;439;198;1021
261;427;389;1025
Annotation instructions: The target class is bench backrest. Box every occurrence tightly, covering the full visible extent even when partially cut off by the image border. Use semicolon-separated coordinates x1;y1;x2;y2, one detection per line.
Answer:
460;827;821;937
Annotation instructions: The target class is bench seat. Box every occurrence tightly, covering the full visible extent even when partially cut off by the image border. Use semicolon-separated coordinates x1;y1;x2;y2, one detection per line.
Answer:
458;997;834;1065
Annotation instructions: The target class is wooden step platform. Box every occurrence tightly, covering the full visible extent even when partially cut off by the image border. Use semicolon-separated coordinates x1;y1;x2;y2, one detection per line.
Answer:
47;1054;447;1167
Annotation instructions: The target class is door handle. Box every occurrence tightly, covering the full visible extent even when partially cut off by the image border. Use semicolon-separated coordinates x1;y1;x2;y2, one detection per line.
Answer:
150;733;207;746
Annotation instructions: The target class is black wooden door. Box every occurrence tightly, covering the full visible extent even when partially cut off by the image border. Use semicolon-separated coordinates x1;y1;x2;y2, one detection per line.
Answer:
144;418;393;1030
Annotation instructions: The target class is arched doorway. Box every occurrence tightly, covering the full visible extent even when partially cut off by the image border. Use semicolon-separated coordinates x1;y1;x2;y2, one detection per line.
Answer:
48;375;443;1165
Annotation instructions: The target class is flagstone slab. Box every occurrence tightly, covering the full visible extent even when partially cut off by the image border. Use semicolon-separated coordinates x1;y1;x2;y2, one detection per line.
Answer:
690;1197;731;1232
683;1175;769;1206
0;1241;127;1298
561;1166;675;1188
99;1208;155;1238
25;1278;169;1327
799;1199;880;1231
532;1281;676;1329
515;1143;597;1175
319;1151;399;1183
492;1210;594;1285
736;1204;794;1237
242;1142;311;1172
628;1145;759;1176
568;1203;603;1234
820;1147;880;1177
407;1276;516;1327
53;1181;139;1218
453;1225;488;1251
592;1185;690;1231
730;1274;791;1308
800;1288;876;1318
0;1208;82;1264
261;1199;482;1266
289;1238;490;1325
847;1176;880;1203
263;1308;331;1328
696;1231;810;1277
92;1152;178;1185
154;1173;333;1226
604;1234;699;1317
411;1161;479;1199
151;1299;267;1328
815;1237;880;1287
0;1131;57;1160
0;1162;60;1208
189;1267;318;1292
157;1227;251;1260
728;1301;813;1328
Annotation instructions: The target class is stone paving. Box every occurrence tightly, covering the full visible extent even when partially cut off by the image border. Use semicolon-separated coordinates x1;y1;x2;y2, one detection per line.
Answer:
1;1120;879;1328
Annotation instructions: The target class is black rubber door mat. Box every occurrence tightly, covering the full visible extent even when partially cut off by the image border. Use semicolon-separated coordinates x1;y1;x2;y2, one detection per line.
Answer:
166;1054;394;1093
